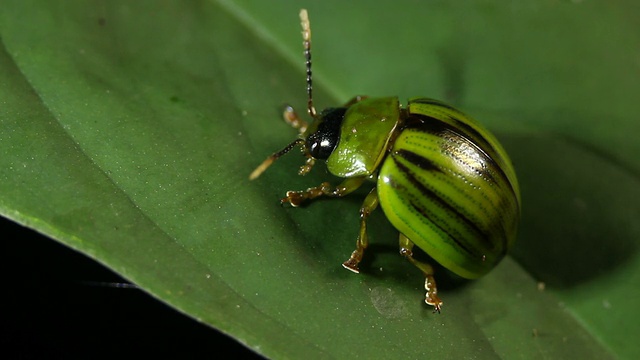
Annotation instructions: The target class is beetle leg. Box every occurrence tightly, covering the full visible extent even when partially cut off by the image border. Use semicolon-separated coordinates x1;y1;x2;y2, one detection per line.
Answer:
281;176;366;207
342;95;369;107
283;105;308;135
297;154;316;176
282;97;368;135
342;187;379;273
399;234;443;313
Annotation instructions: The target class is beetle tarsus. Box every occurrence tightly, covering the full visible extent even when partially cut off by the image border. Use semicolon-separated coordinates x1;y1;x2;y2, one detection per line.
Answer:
281;182;333;207
342;252;362;273
399;234;443;313
281;191;307;207
298;156;315;175
281;179;368;207
342;188;377;274
425;275;443;313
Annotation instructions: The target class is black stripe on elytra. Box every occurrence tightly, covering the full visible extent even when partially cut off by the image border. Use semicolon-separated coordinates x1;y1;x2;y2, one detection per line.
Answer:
404;112;497;167
393;156;492;255
410;99;489;146
396;148;509;249
409;200;478;258
398;125;513;254
395;149;442;173
387;175;478;258
404;112;517;208
411;98;460;113
407;100;496;161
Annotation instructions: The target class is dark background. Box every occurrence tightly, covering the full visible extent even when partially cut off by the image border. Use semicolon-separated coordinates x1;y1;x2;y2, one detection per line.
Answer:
1;216;262;359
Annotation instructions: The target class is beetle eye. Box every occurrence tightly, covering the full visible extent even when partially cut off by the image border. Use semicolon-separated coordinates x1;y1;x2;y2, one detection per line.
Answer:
306;107;346;160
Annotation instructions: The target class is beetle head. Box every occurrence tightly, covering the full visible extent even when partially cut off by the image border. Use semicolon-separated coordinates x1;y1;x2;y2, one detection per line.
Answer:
249;107;346;180
304;107;346;160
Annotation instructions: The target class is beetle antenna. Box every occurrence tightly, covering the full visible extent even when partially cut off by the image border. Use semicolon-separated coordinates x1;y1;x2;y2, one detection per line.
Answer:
249;139;305;180
300;9;317;118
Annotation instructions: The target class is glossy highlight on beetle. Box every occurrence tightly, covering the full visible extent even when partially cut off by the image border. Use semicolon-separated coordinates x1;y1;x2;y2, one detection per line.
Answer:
250;9;521;313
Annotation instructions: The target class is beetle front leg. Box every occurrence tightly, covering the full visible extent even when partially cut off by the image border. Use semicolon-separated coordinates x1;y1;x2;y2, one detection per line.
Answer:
342;187;379;273
281;177;366;207
399;233;443;313
282;105;309;135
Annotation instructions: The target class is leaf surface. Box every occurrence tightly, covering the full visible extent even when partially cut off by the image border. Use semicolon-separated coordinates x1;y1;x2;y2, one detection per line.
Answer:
1;0;638;358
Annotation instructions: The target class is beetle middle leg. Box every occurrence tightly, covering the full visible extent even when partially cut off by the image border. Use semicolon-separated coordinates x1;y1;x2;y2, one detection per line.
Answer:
399;233;443;313
342;187;379;273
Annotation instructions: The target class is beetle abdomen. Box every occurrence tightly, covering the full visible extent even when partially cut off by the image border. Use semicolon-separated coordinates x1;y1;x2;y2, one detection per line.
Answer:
377;98;520;279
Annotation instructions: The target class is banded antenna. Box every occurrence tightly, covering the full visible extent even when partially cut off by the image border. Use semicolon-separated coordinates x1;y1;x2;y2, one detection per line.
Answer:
300;9;317;118
249;9;317;180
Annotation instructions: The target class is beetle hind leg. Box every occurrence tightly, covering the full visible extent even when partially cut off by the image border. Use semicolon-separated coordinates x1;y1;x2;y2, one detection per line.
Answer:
342;187;379;273
399;234;443;313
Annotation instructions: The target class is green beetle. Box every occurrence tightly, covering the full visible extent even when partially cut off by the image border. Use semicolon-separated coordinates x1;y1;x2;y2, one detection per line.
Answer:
250;9;521;312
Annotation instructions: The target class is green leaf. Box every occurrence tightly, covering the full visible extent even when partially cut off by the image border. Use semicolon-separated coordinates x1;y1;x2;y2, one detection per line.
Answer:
1;0;638;358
